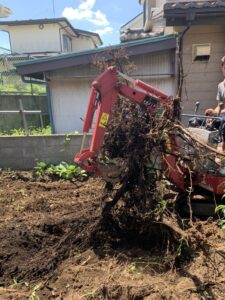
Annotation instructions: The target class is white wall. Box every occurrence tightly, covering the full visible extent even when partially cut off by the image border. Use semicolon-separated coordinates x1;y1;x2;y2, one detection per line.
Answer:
8;24;61;53
50;74;175;134
50;78;92;133
72;36;95;51
157;0;166;7
2;24;97;55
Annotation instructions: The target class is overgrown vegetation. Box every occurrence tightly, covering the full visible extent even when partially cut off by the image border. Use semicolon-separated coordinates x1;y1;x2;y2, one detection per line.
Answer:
0;125;51;136
0;54;46;95
92;47;136;74
34;161;88;181
0;84;46;95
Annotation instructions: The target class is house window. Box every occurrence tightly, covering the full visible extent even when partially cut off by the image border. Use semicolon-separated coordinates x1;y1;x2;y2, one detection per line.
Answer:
192;43;211;62
0;30;11;53
63;34;72;52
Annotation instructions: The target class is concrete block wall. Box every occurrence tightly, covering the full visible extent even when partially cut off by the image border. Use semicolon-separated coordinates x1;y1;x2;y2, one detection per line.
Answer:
0;134;91;170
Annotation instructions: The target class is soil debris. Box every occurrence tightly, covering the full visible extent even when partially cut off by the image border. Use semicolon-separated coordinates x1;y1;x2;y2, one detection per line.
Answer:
0;167;224;299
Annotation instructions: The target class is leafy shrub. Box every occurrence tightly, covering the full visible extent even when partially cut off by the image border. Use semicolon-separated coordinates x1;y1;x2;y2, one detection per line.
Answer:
34;161;88;181
33;162;48;177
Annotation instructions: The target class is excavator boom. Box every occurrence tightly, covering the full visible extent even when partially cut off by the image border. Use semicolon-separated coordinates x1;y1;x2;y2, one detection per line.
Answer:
75;66;225;197
75;66;171;173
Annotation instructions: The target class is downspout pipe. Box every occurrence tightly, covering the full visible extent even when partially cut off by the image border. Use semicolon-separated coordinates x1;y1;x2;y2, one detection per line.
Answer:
177;23;191;98
46;82;55;134
21;76;55;133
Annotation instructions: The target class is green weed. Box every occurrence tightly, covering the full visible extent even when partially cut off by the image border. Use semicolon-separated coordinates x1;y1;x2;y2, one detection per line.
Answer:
215;204;225;230
29;283;41;300
125;263;143;280
177;238;184;257
127;263;136;273
34;161;88;181
0;125;51;136
33;162;48;176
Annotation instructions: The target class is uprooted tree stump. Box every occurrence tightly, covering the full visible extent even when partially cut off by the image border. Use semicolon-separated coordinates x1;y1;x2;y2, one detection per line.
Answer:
88;92;225;267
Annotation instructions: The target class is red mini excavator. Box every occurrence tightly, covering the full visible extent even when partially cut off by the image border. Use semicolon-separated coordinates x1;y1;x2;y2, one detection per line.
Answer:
75;66;225;204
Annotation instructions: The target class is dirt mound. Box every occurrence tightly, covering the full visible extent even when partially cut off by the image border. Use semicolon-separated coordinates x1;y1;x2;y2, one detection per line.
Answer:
0;174;103;285
0;172;225;299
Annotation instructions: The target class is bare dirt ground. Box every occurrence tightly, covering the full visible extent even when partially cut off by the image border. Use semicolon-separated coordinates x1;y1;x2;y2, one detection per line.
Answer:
0;172;225;300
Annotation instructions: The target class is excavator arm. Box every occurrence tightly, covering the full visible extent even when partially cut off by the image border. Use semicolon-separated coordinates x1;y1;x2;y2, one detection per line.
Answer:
74;66;225;202
75;66;171;173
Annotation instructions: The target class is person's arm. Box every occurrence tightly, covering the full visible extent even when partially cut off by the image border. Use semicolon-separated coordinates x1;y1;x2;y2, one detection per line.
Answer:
215;84;223;115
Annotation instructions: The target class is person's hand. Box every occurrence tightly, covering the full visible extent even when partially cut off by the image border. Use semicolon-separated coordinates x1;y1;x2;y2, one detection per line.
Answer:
205;108;216;116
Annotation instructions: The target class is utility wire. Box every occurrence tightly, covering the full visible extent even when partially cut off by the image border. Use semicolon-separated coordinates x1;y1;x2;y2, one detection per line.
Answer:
52;0;55;18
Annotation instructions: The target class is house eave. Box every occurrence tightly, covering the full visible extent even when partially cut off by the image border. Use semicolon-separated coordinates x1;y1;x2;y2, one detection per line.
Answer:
166;14;225;26
76;29;102;46
0;18;79;37
164;1;225;26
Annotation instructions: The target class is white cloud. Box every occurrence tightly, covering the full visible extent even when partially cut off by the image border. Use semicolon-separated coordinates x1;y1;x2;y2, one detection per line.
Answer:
62;0;110;27
94;26;113;36
62;7;92;21
79;0;96;10
90;10;109;26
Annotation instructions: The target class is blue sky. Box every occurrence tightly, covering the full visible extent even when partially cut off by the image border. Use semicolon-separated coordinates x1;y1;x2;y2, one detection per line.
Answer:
0;0;143;49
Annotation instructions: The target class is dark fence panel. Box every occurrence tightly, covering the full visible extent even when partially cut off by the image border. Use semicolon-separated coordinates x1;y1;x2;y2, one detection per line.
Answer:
0;95;49;131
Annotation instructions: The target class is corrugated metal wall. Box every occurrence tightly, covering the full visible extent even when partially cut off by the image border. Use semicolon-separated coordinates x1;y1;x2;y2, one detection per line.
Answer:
131;50;176;95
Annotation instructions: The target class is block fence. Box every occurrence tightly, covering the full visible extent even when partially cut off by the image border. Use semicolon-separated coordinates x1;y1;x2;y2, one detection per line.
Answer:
0;134;92;170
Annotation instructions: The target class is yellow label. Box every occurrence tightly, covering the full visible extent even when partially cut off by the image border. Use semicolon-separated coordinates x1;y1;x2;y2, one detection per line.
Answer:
99;112;109;128
163;129;171;152
166;138;172;152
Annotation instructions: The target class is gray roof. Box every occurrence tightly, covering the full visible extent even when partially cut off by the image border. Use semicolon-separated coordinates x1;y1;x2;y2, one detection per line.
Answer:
164;0;225;26
15;34;176;80
0;18;102;46
165;0;225;10
76;28;101;40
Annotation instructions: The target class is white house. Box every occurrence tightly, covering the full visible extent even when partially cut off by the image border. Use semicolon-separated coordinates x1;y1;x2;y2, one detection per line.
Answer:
0;18;102;56
120;0;167;42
